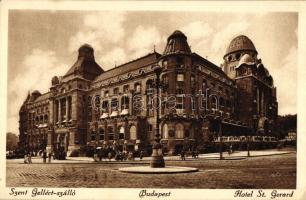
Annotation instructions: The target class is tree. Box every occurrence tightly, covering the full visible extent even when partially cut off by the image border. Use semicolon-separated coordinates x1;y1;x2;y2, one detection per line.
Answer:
275;114;297;139
6;132;19;151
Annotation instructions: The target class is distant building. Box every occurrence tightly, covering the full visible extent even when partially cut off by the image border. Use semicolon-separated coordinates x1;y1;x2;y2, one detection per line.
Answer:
285;131;297;141
18;30;278;155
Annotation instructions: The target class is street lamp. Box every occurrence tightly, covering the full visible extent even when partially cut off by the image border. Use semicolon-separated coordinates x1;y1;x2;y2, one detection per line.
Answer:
150;65;165;168
218;117;223;160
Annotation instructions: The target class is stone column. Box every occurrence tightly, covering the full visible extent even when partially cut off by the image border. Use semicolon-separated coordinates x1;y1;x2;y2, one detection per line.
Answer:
257;88;260;115
104;120;108;142
65;97;69;121
58;99;61;122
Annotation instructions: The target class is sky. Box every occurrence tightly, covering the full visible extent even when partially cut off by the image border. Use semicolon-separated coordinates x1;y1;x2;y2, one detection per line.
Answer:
7;10;298;134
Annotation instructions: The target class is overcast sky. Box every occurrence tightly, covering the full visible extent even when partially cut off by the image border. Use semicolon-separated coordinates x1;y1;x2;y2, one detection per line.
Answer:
7;10;297;134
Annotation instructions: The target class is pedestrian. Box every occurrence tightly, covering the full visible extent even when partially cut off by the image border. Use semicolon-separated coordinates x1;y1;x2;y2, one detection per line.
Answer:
98;149;103;162
43;150;47;163
181;150;185;161
108;151;112;161
228;145;233;156
28;152;32;164
48;152;52;163
195;150;199;158
139;151;143;160
24;154;28;164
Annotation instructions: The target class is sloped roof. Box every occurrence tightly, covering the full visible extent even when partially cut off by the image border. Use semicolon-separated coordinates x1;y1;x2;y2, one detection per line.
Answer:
33;92;51;103
93;52;161;83
192;53;229;77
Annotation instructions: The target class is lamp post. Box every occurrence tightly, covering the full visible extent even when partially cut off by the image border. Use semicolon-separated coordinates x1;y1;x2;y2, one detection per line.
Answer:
218;117;223;160
150;65;165;168
249;115;258;157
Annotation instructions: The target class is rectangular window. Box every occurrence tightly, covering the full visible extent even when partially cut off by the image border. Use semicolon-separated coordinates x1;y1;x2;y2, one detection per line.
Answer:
176;95;184;109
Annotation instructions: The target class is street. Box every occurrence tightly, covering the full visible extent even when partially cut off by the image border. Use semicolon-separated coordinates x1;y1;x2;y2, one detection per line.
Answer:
6;152;296;188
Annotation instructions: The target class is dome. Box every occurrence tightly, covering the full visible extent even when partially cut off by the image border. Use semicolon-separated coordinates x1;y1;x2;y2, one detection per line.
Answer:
225;35;257;56
163;30;191;55
167;30;187;41
78;43;94;60
237;54;255;68
32;90;41;95
78;43;94;52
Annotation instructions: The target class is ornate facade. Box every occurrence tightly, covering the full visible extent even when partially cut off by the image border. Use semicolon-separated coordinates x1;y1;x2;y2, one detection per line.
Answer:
18;30;278;156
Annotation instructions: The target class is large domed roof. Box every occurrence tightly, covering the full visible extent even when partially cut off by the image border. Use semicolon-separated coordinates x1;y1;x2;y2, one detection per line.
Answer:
225;35;257;56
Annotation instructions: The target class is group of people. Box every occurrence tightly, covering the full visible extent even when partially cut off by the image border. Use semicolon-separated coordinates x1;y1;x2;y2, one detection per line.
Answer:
23;150;54;164
93;148;145;162
180;150;199;160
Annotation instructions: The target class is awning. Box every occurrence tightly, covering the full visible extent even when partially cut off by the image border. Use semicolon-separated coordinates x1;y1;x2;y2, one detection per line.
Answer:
120;109;129;115
100;113;109;119
110;111;119;117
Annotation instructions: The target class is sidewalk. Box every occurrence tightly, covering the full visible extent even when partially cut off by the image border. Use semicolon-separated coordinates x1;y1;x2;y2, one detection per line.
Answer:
7;149;295;164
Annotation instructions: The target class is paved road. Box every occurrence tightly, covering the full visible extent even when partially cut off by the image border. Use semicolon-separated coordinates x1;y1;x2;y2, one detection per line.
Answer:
6;153;296;188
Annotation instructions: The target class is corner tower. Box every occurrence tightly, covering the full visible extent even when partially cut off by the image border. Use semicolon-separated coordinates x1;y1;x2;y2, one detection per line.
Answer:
222;35;258;79
223;35;278;135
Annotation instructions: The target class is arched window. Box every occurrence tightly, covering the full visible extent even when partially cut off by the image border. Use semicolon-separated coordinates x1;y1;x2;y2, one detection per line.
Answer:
91;130;96;141
130;125;137;140
146;79;154;92
119;126;125;140
44;115;48;123
111;98;119;111
161;74;169;90
108;127;114;140
210;95;218;110
162;124;168;139
175;123;184;139
99;128;104;140
102;100;109;112
94;95;100;109
121;96;129;110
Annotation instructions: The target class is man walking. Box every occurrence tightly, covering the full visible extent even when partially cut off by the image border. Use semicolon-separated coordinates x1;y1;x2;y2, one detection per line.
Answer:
43;150;47;163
